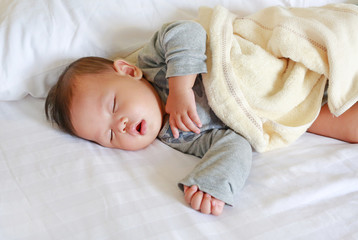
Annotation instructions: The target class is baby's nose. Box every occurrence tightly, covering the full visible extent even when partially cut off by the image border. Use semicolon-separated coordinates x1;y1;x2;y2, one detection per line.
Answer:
117;117;128;133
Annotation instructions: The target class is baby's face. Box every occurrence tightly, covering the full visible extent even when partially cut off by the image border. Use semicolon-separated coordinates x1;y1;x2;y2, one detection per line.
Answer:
70;71;164;151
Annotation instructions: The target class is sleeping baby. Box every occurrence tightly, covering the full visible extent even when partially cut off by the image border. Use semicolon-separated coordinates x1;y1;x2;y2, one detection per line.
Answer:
45;5;358;216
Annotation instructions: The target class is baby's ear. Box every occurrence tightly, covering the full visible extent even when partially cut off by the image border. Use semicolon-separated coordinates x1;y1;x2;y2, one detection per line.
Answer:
113;59;142;80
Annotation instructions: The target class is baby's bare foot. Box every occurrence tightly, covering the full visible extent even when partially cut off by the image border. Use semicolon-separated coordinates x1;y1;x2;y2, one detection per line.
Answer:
183;185;225;216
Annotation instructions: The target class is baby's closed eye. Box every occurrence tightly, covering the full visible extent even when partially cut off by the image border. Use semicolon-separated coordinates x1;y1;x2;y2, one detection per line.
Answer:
112;96;117;113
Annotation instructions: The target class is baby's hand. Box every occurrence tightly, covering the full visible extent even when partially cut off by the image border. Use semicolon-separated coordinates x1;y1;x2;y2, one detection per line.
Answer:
166;77;202;138
183;185;225;216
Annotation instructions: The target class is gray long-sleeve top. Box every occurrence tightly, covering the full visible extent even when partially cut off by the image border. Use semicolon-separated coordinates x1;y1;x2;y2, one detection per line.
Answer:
137;20;252;205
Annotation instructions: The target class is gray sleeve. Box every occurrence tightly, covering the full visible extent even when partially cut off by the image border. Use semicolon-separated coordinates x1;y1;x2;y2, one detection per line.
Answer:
138;20;207;83
167;129;252;206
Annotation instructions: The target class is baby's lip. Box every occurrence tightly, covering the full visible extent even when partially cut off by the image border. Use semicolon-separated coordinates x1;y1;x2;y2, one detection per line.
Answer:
138;120;147;135
127;120;147;136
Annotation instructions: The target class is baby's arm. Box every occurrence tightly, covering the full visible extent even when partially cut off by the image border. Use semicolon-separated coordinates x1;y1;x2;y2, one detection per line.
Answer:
167;129;252;216
165;75;202;138
137;20;207;137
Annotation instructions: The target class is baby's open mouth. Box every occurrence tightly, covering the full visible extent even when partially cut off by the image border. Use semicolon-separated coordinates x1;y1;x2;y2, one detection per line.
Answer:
136;122;142;133
135;120;147;135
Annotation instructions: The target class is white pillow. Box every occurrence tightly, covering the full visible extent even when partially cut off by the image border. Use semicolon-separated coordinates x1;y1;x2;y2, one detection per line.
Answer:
0;0;182;100
0;0;349;100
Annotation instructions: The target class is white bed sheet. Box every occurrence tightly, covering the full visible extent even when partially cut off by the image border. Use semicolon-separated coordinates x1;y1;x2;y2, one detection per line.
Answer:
1;99;358;239
1;0;358;239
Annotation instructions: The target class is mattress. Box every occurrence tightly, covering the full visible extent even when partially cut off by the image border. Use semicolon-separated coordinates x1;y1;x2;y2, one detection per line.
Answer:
1;0;357;239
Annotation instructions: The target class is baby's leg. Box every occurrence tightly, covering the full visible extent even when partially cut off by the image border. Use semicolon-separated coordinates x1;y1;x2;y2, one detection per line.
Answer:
308;102;358;142
183;185;225;216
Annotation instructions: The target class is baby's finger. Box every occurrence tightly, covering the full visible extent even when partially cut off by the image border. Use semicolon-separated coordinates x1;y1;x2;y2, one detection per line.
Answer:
188;110;202;128
182;115;200;134
200;193;212;214
174;115;190;132
184;185;198;204
169;116;180;138
191;191;204;211
169;112;188;132
211;198;225;216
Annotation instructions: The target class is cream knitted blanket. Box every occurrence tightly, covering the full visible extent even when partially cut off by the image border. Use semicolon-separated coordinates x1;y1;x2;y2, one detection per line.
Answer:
197;4;358;152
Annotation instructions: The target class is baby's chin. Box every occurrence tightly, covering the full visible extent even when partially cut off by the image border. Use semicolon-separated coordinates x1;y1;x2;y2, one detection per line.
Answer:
114;135;158;151
120;142;152;151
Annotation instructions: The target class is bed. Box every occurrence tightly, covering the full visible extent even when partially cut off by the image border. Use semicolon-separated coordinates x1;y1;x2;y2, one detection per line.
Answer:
1;0;357;239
